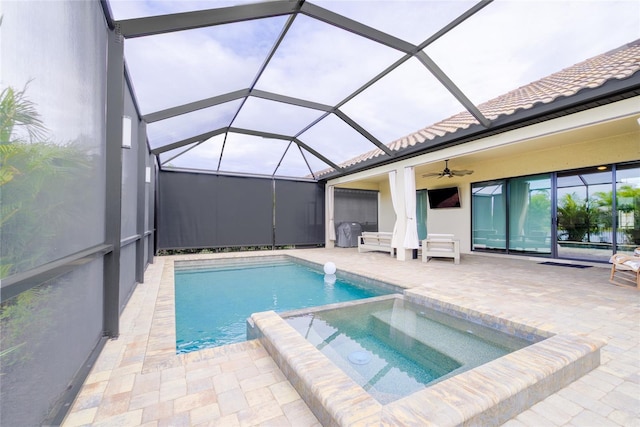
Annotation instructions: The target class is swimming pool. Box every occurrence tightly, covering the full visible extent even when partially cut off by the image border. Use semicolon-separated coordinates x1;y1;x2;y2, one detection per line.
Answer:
174;256;397;353
284;297;534;404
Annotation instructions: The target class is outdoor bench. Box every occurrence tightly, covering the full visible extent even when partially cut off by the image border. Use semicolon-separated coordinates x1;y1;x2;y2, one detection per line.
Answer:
358;231;394;256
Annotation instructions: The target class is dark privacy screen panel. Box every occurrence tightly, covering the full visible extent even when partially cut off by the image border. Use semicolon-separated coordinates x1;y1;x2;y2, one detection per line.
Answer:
274;180;325;245
157;171;273;249
157;171;325;249
334;188;379;232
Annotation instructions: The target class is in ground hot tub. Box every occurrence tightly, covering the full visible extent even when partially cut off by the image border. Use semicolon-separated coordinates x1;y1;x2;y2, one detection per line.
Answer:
283;296;537;405
249;293;603;426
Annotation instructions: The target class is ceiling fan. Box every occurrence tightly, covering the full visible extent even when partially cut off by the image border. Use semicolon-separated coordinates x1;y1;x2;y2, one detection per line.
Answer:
422;159;474;178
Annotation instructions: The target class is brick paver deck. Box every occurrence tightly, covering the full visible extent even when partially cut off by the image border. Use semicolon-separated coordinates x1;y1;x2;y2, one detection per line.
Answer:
62;249;639;426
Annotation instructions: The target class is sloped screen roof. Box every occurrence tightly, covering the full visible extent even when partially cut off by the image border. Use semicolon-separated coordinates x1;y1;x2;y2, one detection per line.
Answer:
106;0;640;180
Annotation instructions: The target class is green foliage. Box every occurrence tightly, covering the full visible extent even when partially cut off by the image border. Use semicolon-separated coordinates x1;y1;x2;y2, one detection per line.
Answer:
593;185;640;243
528;191;551;233
557;192;598;242
0;85;93;373
157;245;298;256
0;86;93;278
0;286;53;370
614;184;640;213
0;85;47;144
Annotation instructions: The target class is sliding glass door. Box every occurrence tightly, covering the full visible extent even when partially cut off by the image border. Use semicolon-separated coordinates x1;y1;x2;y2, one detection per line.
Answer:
615;164;640;254
508;175;552;254
472;162;639;262
472;181;506;251
556;168;613;261
472;175;551;254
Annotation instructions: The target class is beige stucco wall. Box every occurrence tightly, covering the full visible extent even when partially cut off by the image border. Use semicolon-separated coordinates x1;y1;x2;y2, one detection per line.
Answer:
377;179;394;233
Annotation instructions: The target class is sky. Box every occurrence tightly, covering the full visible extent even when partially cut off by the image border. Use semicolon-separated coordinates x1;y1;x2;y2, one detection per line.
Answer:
107;0;640;177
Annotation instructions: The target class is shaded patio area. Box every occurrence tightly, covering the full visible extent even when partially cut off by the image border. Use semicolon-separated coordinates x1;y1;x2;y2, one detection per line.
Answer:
62;249;639;426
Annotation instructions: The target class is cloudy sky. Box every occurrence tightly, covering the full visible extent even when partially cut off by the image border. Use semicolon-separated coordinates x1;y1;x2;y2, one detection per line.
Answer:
108;0;640;177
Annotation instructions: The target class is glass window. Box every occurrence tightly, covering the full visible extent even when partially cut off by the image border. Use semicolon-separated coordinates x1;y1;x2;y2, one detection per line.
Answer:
557;168;613;261
508;175;551;254
416;190;428;240
473;165;637;261
615;163;640;252
472;181;506;251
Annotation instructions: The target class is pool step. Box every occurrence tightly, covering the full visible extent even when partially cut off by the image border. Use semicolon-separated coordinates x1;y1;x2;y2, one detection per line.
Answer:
369;306;524;373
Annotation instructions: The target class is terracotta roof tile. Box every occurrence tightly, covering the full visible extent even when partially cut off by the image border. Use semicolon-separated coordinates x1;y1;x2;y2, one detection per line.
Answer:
315;39;640;178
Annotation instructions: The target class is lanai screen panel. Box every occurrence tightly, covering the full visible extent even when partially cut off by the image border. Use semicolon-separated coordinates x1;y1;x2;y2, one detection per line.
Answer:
110;0;640;179
159;141;213;169
340;57;466;145
334;189;379;232
425;1;640;107
146;101;242;150
298;114;380;166
275;180;325;245
218;134;291;175
276;145;325;178
1;1;108;425
157;171;325;249
157;171;273;249
124;19;288;113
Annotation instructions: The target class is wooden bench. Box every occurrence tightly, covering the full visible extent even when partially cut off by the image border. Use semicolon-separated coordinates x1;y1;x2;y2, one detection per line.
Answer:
358;231;394;256
422;233;460;264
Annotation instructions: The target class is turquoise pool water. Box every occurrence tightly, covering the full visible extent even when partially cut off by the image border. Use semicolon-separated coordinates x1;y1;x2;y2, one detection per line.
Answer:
284;296;534;404
174;257;395;353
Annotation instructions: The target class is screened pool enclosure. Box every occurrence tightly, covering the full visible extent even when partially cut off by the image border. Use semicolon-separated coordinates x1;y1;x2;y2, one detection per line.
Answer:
1;0;639;425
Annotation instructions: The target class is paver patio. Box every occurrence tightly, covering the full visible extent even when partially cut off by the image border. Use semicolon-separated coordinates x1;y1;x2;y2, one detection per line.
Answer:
62;248;639;426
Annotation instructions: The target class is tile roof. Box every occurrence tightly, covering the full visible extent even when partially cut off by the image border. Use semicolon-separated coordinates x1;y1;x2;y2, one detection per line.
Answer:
315;38;640;178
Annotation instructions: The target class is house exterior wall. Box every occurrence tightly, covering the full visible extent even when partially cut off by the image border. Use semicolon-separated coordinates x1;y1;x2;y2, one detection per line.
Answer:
326;96;640;259
378;179;395;233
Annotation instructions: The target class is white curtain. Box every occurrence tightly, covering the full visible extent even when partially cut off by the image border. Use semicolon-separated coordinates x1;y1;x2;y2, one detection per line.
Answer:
404;167;420;249
327;185;336;241
389;171;400;248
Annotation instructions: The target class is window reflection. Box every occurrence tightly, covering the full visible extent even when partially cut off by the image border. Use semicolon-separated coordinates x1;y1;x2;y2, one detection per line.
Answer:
472;163;640;261
616;165;640;252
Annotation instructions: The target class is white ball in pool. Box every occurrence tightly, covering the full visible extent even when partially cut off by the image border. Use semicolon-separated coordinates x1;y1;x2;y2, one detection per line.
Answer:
323;261;336;275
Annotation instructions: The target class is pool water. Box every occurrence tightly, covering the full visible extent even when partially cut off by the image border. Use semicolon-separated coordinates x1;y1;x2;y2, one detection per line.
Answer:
174;257;394;353
284;296;534;404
